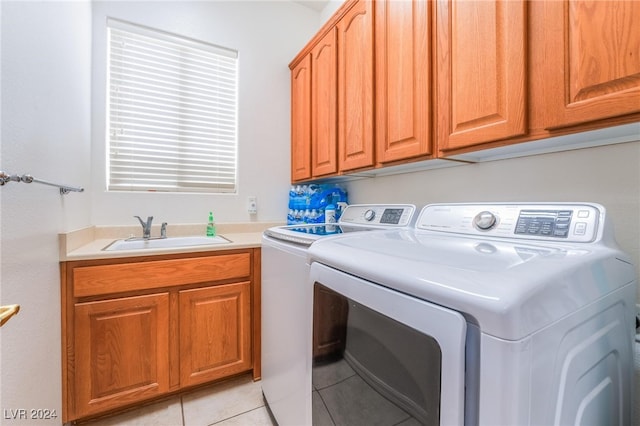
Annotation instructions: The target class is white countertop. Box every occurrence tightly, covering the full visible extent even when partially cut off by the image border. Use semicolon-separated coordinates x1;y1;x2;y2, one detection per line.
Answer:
60;222;281;261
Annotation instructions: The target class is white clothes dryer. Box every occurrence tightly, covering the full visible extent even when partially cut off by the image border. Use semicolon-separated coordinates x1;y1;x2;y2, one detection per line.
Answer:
307;203;636;425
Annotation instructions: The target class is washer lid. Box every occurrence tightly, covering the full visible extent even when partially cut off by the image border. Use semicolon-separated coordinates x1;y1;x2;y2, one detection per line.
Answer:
265;204;416;246
307;229;635;340
264;223;377;246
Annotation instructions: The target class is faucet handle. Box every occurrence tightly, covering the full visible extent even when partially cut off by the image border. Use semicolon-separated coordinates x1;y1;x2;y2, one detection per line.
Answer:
134;215;153;226
134;215;154;239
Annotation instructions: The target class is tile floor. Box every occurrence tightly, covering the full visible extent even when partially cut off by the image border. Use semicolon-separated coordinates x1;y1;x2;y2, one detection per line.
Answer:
312;358;422;426
83;374;276;426
79;339;640;425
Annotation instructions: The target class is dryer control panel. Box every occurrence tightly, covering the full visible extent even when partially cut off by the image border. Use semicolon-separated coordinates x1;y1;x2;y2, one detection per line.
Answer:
417;203;603;243
339;204;416;227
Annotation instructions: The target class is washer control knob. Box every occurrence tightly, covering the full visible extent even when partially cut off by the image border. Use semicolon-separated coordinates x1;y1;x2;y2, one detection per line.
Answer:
473;211;497;230
364;209;376;221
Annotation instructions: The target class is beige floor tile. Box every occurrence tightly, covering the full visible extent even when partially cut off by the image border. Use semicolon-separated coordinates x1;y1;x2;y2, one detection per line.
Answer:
212;407;275;426
182;375;265;426
83;397;183;426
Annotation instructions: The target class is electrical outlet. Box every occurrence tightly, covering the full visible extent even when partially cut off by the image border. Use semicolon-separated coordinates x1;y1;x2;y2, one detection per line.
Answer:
247;196;257;215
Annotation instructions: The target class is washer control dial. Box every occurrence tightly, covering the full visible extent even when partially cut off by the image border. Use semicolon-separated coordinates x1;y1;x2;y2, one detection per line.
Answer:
473;211;497;231
364;209;376;221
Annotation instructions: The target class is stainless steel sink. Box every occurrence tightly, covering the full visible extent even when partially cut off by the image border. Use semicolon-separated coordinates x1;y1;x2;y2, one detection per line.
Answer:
103;235;231;251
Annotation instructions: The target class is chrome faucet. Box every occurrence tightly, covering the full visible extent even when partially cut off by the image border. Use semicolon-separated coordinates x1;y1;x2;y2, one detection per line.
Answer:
161;222;168;238
134;215;153;239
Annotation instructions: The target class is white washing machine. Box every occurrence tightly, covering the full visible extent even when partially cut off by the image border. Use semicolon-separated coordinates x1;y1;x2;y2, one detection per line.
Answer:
307;202;636;425
261;204;416;426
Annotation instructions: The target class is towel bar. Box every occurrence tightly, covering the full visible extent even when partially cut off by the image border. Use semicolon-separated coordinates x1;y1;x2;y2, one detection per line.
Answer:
0;171;83;195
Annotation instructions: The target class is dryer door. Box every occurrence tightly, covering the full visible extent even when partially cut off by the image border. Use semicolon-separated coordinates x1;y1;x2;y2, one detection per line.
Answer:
309;262;468;425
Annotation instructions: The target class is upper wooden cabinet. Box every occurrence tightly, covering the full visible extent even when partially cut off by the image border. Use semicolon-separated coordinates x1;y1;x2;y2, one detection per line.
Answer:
436;0;527;152
290;28;339;181
290;0;639;178
290;54;312;181
290;0;375;182
290;0;437;177
337;0;375;172
540;0;640;129
375;0;433;163
312;28;339;177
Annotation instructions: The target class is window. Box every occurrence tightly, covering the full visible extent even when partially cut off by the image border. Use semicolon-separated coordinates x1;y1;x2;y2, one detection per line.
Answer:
106;19;238;193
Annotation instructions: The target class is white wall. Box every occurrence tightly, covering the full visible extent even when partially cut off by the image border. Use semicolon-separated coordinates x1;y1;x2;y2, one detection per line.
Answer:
0;1;320;423
0;1;92;423
90;1;321;227
320;0;344;21
344;140;640;296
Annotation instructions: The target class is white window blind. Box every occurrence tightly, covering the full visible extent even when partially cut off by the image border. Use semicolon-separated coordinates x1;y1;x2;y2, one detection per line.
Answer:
106;19;238;193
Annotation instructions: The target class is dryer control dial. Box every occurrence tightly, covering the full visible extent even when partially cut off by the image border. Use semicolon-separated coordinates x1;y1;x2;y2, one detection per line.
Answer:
473;211;497;231
364;209;376;221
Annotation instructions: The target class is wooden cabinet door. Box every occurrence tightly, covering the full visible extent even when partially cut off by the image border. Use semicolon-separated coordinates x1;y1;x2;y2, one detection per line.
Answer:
375;0;432;163
179;282;251;387
311;28;339;177
73;293;170;419
291;54;312;182
540;1;640;128
436;0;527;152
338;0;375;172
313;284;349;362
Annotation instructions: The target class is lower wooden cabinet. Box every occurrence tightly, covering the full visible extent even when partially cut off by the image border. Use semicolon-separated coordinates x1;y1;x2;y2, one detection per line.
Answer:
313;284;348;362
61;249;260;422
179;282;252;387
73;294;170;419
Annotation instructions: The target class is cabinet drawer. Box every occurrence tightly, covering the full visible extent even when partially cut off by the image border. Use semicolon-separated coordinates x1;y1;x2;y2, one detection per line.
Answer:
73;253;251;298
